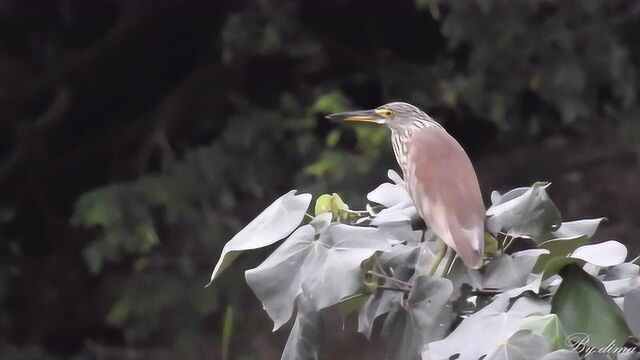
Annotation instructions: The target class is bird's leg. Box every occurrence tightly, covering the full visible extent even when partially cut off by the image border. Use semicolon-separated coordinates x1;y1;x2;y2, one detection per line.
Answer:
428;240;447;276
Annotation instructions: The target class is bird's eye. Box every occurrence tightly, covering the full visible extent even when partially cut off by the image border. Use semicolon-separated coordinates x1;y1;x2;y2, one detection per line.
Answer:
377;108;393;117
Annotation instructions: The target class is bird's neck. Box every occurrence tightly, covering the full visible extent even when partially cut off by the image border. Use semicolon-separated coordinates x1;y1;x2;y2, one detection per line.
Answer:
390;118;441;178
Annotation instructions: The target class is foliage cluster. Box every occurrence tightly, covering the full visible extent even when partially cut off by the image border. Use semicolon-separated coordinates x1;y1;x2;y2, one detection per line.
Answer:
212;171;640;360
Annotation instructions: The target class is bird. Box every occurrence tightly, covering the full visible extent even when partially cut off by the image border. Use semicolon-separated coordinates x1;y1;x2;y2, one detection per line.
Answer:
327;102;485;269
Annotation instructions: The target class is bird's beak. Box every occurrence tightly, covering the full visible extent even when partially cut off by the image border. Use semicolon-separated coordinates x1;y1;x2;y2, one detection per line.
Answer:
326;109;386;124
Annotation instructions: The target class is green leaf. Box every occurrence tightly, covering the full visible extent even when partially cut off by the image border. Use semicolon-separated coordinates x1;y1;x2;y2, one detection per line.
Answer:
325;130;341;147
539;236;590;256
485;330;551;360
485;232;499;256
312;90;348;114
535;235;589;274
330;193;348;213
208;190;312;284
106;293;133;325
551;264;632;348
330;193;359;222
304;151;344;176
520;314;567;350
314;194;333;216
336;293;368;317
542;257;581;279
314;193;358;222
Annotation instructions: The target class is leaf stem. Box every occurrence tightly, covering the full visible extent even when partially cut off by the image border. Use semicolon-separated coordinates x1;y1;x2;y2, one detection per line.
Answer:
221;305;233;360
367;270;411;288
442;248;456;277
428;240;447;276
366;271;412;293
502;234;516;252
377;285;410;294
469;289;502;296
372;254;390;278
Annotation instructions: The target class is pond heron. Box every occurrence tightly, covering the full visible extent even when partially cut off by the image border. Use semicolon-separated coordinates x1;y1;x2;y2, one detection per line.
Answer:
328;102;485;269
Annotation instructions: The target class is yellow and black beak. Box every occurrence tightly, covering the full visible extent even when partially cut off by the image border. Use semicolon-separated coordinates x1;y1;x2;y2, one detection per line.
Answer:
326;109;386;124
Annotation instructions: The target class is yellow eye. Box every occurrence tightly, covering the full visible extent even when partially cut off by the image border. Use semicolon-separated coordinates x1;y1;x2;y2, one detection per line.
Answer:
376;108;393;117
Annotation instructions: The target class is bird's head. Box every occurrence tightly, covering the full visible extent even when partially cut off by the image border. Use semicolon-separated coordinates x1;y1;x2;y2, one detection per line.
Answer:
327;102;438;131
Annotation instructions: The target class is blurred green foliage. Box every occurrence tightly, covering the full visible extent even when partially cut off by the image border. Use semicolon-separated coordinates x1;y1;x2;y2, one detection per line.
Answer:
1;0;640;359
69;0;640;357
425;0;638;134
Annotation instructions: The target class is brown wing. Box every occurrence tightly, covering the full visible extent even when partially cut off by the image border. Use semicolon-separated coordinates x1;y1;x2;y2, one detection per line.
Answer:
406;127;485;268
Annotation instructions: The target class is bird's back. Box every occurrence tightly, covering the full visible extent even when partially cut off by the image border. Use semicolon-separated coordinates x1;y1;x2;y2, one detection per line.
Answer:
402;126;485;268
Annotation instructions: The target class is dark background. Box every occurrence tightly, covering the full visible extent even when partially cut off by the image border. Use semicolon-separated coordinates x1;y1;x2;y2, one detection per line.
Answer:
1;0;640;359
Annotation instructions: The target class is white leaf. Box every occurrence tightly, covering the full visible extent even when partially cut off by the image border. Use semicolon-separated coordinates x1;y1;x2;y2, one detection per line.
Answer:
209;190;311;283
571;241;627;267
280;294;323;360
540;350;579;360
551;218;606;239
624;288;640;337
244;225;315;330
427;296;546;360
485;330;551;360
246;223;391;330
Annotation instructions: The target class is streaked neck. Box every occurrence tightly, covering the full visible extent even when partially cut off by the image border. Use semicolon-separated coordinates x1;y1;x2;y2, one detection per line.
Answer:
390;118;442;176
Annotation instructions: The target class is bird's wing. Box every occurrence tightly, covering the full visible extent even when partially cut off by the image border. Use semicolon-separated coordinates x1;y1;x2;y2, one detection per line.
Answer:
406;127;486;268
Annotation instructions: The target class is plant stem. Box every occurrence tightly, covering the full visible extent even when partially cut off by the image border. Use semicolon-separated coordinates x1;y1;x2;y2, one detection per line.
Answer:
442;247;456;276
428;240;447;276
497;232;506;252
221;305;233;360
366;270;412;289
377;285;410;293
502;234;516;252
373;253;390;278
